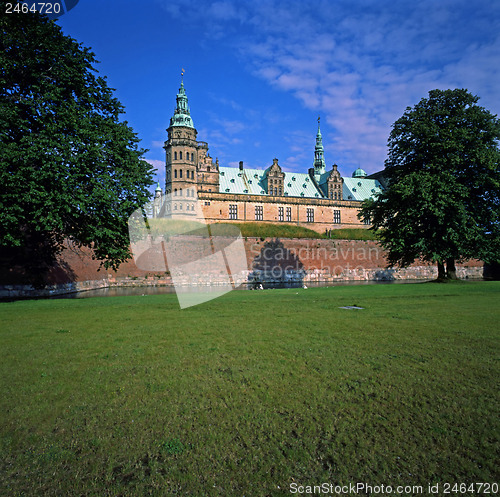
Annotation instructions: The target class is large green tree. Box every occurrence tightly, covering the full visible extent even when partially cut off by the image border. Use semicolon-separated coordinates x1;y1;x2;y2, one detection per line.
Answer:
0;8;154;285
360;89;500;279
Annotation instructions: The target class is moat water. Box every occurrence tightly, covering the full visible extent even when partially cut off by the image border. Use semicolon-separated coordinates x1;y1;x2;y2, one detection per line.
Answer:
52;279;431;299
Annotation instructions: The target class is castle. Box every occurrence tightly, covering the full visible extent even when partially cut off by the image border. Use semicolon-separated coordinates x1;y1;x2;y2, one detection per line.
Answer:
153;79;384;233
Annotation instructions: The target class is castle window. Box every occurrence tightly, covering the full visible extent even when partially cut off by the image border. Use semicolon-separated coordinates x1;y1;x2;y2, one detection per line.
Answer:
207;166;211;172
274;188;278;196
278;207;284;222
191;153;194;161
255;205;263;221
333;210;341;224
179;203;182;210
229;204;238;220
179;169;183;179
191;170;195;179
174;169;177;179
278;187;282;196
174;188;177;196
179;151;183;160
306;208;314;223
286;207;292;222
174;152;177;160
179;188;183;196
174;203;177;210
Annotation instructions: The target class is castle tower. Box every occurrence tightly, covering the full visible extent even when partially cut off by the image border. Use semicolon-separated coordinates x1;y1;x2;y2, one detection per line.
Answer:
313;117;326;177
164;75;198;215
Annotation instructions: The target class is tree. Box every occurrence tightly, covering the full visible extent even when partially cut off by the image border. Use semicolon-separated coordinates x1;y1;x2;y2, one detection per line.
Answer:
360;89;500;279
0;8;154;286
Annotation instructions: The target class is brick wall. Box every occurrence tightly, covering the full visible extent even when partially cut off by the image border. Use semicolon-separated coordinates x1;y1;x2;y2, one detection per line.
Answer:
198;192;364;233
0;237;484;297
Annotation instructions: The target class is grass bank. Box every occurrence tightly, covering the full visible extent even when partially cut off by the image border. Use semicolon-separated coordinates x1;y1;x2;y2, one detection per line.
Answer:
1;282;499;495
214;222;378;240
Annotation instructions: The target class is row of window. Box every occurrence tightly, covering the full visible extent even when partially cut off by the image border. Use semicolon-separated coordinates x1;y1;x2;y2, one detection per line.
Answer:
171;169;195;180
171;151;195;162
173;188;196;197
165;203;196;212
227;205;342;224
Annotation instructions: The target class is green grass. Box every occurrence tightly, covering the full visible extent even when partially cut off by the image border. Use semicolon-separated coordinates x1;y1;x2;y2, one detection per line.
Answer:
136;219;377;240
1;282;499;496
213;222;377;240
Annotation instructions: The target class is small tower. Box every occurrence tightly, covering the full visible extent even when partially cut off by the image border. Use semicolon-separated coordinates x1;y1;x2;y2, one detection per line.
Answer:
313;117;326;177
154;181;162;199
153;182;163;218
164;72;198;216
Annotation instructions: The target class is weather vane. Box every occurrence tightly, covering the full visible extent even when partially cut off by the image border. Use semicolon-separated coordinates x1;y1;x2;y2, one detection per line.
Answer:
181;68;185;80
318;116;320;125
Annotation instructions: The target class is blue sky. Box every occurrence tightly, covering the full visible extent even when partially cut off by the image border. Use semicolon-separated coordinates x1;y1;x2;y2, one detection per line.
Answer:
57;0;500;187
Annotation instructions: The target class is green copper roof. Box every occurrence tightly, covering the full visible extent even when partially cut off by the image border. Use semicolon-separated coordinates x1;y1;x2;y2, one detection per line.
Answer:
170;80;194;128
219;166;324;199
343;177;383;201
218;164;383;201
155;181;162;191
352;167;367;178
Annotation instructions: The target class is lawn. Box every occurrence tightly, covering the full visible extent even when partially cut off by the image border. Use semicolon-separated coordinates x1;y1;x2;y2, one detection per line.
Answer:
0;282;499;496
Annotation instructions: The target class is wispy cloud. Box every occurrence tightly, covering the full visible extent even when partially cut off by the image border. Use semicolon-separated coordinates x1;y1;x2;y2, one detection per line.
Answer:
158;0;500;173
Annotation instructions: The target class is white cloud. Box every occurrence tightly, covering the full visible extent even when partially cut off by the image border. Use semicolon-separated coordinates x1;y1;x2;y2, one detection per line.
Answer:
157;0;500;173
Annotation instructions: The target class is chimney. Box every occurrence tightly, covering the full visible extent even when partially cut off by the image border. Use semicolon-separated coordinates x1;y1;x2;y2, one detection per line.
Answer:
239;161;244;170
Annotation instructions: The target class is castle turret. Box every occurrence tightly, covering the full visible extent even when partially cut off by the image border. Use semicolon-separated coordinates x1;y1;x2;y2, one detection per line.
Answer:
313;117;326;177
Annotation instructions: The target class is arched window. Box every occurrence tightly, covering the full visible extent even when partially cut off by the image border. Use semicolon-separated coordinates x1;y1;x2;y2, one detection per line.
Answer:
191;170;195;179
174;169;177;179
174;188;177;196
179;151;183;160
179;169;183;179
174;151;177;160
174;203;177;210
180;188;183;196
191;153;194;161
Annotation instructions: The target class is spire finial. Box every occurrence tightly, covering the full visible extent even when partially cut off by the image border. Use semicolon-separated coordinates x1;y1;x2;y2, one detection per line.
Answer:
181;68;185;84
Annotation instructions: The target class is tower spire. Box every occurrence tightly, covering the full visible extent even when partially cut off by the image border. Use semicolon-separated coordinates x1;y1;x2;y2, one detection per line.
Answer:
169;71;194;129
313;116;326;175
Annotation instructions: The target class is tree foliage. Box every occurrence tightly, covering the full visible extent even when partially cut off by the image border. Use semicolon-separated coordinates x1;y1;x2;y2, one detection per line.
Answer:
360;89;500;278
0;8;154;285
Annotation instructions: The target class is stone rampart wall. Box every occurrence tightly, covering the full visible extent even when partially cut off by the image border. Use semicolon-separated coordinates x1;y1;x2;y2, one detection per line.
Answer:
0;237;485;298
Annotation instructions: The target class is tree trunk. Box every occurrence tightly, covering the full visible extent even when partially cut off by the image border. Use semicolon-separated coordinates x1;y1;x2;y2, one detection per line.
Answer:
446;258;458;280
437;261;446;280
